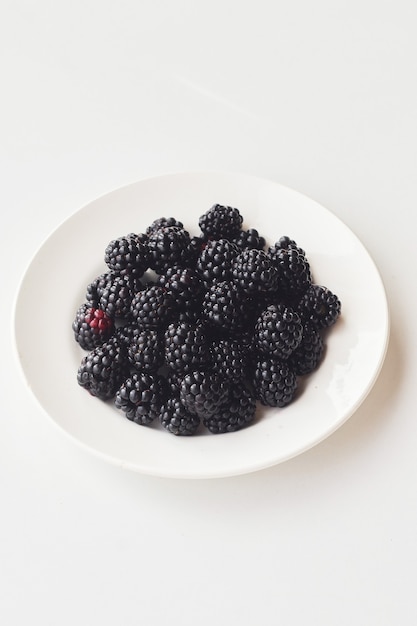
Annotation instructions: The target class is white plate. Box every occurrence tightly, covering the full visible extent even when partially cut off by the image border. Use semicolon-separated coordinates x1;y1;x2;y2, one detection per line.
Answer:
13;172;389;479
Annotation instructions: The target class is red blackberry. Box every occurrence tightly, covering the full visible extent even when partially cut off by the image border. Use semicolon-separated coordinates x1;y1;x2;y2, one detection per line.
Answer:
253;358;297;407
199;204;243;239
114;372;169;425
254;303;303;359
288;322;324;375
203;383;256;434
104;233;149;277
147;226;193;273
164;321;210;373
196;238;240;287
77;340;128;400
130;284;176;329
268;237;312;299
72;304;115;350
297;284;341;329
159;396;201;436
128;329;164;373
146;216;184;234
179;370;228;419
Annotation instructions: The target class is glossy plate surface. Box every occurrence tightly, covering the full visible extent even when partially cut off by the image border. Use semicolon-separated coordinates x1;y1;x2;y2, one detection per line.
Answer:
13;172;389;478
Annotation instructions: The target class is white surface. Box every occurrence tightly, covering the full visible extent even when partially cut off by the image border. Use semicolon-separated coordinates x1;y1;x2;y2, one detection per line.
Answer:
1;1;416;624
14;172;389;478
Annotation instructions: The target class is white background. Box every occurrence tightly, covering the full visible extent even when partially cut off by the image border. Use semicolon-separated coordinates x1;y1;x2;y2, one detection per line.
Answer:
2;1;416;624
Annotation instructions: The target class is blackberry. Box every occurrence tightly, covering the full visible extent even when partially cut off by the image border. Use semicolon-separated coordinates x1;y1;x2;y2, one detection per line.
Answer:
159;396;200;436
199;204;243;239
288;322;324;375
210;337;249;383
164;321;210;373
158;266;204;309
104;233;149;277
271;236;306;256
297;284;341;329
130;284;176;329
114;372;168;425
254;303;303;359
203;383;256;434
202;280;245;331
99;273;138;319
253;358;297;407
231;228;266;251
146;216;184;234
147;226;193;273
269;237;312;299
165;369;184;395
86;272;112;307
232;248;278;294
128;329;164;373
112;321;142;347
179;370;228;419
196;238;240;287
188;235;207;266
77;340;127;400
72;304;115;350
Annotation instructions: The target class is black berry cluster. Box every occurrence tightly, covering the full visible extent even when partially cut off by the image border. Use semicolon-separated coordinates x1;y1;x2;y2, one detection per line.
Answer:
73;202;341;435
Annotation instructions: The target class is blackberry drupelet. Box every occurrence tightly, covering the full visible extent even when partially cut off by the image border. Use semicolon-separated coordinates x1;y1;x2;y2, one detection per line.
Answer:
159;396;201;435
179;370;228;419
104;232;149;277
99;273;138;319
188;235;207;266
232;248;278;294
288;322;324;375
112;322;142;347
202;280;245;331
271;236;306;256
199;204;243;239
204;383;256;433
77;340;128;400
147;226;193;273
130;284;176;328
231;228;266;251
86;272;112;307
254;303;303;359
253;358;297;407
196;238;240;287
209;337;249;383
164;321;210;373
158;266;204;309
297;284;341;329
128;329;164;373
146;216;184;234
114;372;169;425
269;237;312;299
72;304;115;350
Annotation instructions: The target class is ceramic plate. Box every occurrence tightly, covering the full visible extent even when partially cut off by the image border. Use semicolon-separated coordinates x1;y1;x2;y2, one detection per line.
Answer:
13;172;389;478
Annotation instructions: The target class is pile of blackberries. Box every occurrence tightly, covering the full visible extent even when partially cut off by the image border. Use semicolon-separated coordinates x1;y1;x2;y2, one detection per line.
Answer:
73;203;341;435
